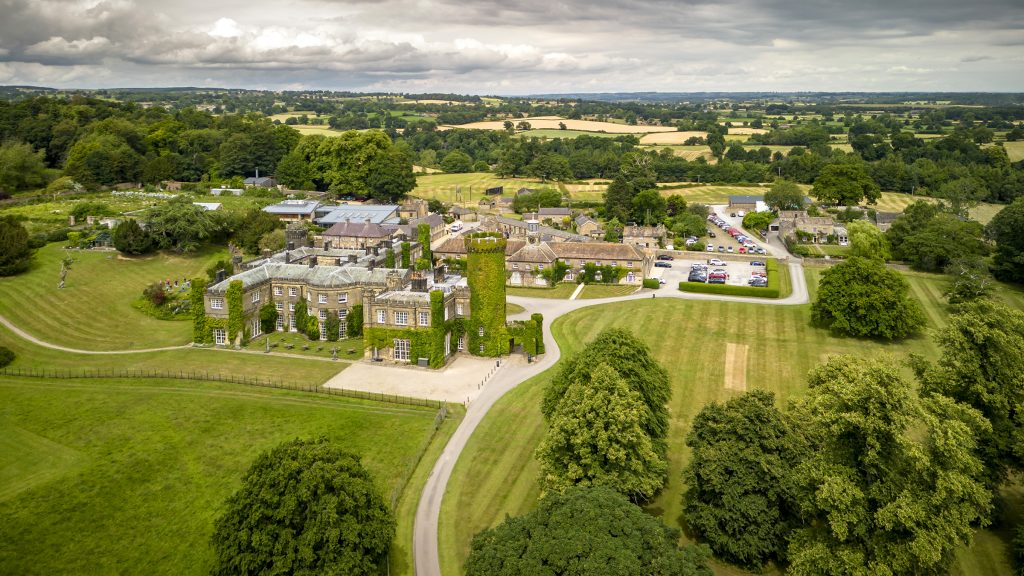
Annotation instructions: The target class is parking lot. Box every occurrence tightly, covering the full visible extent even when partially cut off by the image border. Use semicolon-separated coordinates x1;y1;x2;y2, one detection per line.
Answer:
651;255;770;288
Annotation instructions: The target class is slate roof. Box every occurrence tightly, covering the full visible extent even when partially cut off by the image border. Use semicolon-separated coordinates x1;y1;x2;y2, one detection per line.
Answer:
550;242;646;261
509;242;558;263
315;204;400;225
323;220;393;238
208;263;403;293
729;195;764;205
538;207;571;217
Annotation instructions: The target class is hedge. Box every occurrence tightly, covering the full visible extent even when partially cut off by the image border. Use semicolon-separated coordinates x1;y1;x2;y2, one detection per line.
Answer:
678;259;781;298
642;278;660;289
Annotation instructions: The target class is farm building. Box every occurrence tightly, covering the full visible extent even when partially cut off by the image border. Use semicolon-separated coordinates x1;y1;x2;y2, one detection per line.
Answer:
244;176;278;188
263;199;321;222
314;204;400;226
622;224;667;249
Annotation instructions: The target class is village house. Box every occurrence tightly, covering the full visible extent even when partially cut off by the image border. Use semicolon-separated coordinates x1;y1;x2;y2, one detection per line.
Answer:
262;199;321;222
574;214;604;239
450;206;477;222
727;195;766;214
537;207;572;224
322;220;395;250
398;198;429;220
771;211;849;244
622;223;667;249
476;215;590;243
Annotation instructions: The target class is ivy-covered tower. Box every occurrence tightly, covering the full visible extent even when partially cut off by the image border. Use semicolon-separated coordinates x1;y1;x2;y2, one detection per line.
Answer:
465;234;508;356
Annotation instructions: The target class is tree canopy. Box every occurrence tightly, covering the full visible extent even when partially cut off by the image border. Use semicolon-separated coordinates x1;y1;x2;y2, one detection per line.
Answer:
987;197;1024;283
811;256;925;339
684;390;803;568
145;197;219;253
846;220;891;261
112;219;155;255
764;179;805;211
465;486;711;576
209;437;395;576
786;355;991;576
0;216;33;276
536;363;668;501
811;163;881;206
0;140;47;193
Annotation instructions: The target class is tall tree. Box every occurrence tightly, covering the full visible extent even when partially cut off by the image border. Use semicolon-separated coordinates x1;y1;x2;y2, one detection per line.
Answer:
764;179;806;211
145;197;217;253
543;329;671;453
684;391;803;568
811;256;925;339
787;356;991;576
527;153;572;182
916;300;1024;489
987;197;1024;283
112;219;155;255
536;363;668;501
631;189;667;225
0;216;33;276
0;140;47;192
846;220;890;261
465;486;711;576
210;437;394;576
811;163;881;206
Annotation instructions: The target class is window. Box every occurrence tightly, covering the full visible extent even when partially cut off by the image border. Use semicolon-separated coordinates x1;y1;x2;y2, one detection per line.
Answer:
419;311;429;326
338;292;348;304
457;335;465;351
211;297;224;309
289;287;297;297
319;324;326;340
213;328;226;345
276;316;283;331
512;263;519;269
479;343;484;353
251;318;261;337
251;291;260;303
289;303;295;312
538;264;544;271
319;309;327;320
276;302;283;312
628;261;634;268
395;311;408;326
394;338;410;361
478;326;484;337
338;310;347;338
289;316;296;331
456;303;464;316
274;286;283;296
377;309;386;324
318;294;327;304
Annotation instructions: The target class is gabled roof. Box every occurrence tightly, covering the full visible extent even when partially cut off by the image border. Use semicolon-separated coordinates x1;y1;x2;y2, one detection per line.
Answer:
549;242;645;261
574;214;601;228
315;204;400;225
509;242;557;263
323;220;393;238
729;195;764;204
410;214;444;229
538;207;571;216
434;236;526;257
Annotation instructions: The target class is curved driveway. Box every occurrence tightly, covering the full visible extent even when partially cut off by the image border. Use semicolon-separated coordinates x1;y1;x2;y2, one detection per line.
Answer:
413;259;809;576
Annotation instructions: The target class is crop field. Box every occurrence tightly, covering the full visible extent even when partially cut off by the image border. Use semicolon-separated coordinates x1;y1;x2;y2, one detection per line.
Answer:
294;125;349;136
657;185;769;205
1004;141;1024;162
411;172;549;205
437;270;1023;575
516;129;626;140
0;244;228;351
867;192;1003;224
0;375;448;576
637;131;708;145
443;116;677;134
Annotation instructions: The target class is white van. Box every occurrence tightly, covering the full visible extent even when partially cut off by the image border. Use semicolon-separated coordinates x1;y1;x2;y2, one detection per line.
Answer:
450;221;463;232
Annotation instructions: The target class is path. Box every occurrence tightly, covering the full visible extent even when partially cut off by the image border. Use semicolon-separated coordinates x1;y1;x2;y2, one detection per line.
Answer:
414;261;809;576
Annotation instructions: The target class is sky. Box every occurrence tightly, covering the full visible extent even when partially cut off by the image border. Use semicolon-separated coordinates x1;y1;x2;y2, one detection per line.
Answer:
0;0;1022;94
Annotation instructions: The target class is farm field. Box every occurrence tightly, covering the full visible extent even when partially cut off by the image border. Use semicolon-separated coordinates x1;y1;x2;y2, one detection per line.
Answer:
294;125;348;136
0;375;450;576
868;191;1004;224
438;269;1023;576
1004;141;1024;162
443;116;677;134
411;172;548;205
637;131;708;145
516;128;626;140
657;185;770;205
0;243;227;351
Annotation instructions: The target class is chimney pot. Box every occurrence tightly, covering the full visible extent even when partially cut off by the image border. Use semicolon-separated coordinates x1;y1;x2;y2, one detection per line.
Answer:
285;252;291;264
287;241;295;251
215;269;225;283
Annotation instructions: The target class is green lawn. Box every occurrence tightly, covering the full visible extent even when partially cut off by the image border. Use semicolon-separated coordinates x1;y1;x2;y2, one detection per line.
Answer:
577;284;639;299
506;302;526;316
506;283;577;299
0;243;226;351
0;376;448;576
243;332;365;362
440;275;961;575
411;173;547;206
657;185;769;205
517;129;625;139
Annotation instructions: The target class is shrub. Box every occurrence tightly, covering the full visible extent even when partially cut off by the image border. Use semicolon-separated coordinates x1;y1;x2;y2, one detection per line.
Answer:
347;304;363;337
325;313;340;342
0;216;33;276
0;346;14;368
112;219;155;255
642;278;660;289
143;283;168;307
259;302;277;335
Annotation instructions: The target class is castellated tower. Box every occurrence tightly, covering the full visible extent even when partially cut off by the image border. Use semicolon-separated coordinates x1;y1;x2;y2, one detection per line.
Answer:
465;234;508;357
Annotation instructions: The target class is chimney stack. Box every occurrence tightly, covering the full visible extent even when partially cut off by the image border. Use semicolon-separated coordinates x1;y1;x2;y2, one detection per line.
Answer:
215;269;225;283
348;254;358;263
308;256;317;269
411;277;428;292
262;248;271;259
324;240;332;251
285;252;291;264
433;265;445;284
368;259;375;271
287;241;295;251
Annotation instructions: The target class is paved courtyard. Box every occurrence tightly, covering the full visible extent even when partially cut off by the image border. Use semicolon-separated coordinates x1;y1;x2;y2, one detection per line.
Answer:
323;354;513;404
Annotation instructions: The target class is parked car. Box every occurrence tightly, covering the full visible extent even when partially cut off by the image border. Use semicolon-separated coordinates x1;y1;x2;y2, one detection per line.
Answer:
718;246;726;252
756;248;767;255
706;244;715;252
654;261;672;268
730;212;737;217
656;254;674;260
749;277;768;287
751;261;766;266
709;258;727;266
688;273;707;283
708;276;727;284
709;231;716;238
727;246;734;253
738;247;747;254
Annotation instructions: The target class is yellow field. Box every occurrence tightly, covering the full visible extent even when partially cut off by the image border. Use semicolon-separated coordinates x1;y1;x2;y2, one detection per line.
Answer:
867;192;1002;225
1004;141;1024;162
638;131;708;145
726;127;769;135
294;126;349;136
442;116;676;134
411;173;547;205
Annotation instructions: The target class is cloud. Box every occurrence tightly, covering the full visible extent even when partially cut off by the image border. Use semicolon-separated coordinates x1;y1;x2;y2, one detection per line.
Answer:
0;0;1021;91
